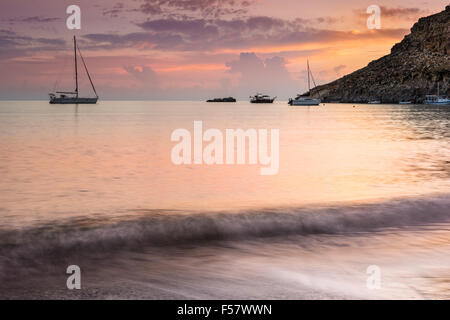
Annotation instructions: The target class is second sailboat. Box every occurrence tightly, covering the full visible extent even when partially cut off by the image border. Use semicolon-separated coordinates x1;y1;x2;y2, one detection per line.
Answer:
289;60;321;106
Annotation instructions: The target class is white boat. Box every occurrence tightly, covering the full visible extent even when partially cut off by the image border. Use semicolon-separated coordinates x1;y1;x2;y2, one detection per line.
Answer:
250;93;276;103
424;83;450;105
49;36;98;104
289;96;321;106
289;60;321;106
368;100;381;104
424;95;450;105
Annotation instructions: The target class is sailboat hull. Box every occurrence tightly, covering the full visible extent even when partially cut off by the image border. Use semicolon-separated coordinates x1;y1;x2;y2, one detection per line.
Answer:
424;101;450;105
289;98;321;106
50;97;98;104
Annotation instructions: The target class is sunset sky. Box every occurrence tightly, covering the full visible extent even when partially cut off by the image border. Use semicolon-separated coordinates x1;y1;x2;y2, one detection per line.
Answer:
0;0;447;100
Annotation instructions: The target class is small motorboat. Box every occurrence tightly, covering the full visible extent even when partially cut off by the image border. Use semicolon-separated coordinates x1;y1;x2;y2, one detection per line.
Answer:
250;93;276;103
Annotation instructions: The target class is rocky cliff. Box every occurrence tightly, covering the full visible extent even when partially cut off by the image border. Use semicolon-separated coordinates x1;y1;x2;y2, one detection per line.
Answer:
311;6;450;103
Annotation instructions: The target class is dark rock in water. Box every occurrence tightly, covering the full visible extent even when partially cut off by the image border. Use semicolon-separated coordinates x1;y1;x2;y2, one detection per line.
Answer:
206;97;236;102
311;6;450;104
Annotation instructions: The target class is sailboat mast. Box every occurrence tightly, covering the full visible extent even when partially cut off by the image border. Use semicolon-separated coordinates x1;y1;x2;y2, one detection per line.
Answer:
307;60;311;94
74;36;78;98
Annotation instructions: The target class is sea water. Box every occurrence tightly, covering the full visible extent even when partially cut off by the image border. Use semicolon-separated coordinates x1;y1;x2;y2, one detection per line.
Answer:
0;101;449;299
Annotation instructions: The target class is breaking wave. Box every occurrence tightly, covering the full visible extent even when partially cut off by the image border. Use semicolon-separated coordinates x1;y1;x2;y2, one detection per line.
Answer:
0;195;449;275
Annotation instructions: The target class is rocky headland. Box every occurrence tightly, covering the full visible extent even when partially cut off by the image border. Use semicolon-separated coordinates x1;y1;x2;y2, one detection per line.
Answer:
311;6;450;103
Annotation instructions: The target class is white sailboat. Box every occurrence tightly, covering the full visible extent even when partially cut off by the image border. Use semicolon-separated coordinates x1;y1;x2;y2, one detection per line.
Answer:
424;83;450;105
49;36;98;104
289;60;321;106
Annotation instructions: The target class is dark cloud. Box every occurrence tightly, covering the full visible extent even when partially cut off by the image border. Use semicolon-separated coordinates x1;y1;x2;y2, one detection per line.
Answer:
35;38;66;46
82;32;184;50
380;6;427;17
138;0;258;18
136;16;406;50
245;16;286;30
103;2;125;18
137;18;219;38
7;16;60;23
82;14;408;52
0;30;66;59
0;30;65;48
355;6;427;19
0;29;14;35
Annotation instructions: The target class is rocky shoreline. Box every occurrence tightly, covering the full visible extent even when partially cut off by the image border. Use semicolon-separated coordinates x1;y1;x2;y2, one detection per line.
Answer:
310;6;450;104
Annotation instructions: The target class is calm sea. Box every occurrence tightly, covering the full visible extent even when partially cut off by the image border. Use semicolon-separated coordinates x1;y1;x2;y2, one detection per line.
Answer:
0;101;449;299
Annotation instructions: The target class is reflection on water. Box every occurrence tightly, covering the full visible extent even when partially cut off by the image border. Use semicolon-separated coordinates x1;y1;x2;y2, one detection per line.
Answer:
0;101;449;225
0;101;449;299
